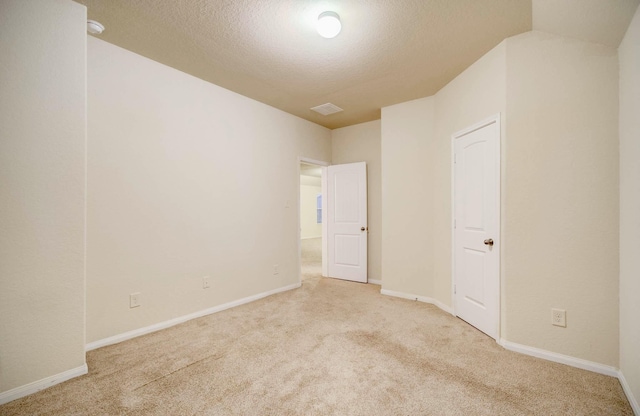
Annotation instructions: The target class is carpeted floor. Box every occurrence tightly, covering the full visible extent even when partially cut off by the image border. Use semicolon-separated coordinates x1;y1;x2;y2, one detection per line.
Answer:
1;274;632;415
301;237;322;280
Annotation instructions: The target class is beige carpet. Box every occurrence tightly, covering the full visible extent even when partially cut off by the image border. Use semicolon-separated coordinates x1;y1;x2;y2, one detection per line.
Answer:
1;276;632;415
301;237;322;280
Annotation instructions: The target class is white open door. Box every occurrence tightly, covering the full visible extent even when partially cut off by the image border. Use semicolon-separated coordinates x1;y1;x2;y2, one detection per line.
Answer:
326;162;367;283
453;115;500;339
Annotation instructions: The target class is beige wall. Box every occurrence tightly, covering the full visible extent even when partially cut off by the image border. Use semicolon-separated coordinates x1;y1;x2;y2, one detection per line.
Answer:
504;31;619;366
300;182;322;239
332;120;382;283
433;42;507;306
381;99;436;294
381;31;620;367
0;0;87;394
619;4;640;409
381;43;506;299
87;37;331;343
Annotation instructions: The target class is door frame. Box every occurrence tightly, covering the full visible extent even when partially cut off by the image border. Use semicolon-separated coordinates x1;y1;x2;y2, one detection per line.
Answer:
298;157;329;284
451;113;502;340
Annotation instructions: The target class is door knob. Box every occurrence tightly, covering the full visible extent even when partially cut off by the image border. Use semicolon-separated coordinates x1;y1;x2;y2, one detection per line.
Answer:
361;227;366;231
484;238;494;246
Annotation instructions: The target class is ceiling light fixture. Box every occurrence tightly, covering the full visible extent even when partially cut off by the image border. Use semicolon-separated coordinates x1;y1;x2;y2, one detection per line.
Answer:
317;11;341;38
87;20;105;35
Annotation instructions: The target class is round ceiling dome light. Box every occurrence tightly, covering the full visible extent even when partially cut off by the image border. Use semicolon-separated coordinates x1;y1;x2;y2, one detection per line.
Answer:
317;11;341;38
87;20;105;35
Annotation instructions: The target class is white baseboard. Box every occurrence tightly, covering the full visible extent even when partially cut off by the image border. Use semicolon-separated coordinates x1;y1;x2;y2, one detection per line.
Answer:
0;363;88;405
368;279;382;285
499;339;640;412
618;370;640;415
498;339;619;378
380;288;454;315
86;282;302;351
380;287;638;411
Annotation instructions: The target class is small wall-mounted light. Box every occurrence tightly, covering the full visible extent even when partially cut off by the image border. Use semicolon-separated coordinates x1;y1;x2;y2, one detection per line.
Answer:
87;20;105;35
317;11;341;38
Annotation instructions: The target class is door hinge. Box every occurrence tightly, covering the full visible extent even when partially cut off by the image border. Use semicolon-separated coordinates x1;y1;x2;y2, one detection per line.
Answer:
454;154;457;163
454;284;456;294
454;219;456;229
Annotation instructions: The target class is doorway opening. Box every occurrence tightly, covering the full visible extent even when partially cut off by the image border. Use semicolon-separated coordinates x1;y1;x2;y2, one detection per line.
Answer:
298;158;368;284
299;159;327;283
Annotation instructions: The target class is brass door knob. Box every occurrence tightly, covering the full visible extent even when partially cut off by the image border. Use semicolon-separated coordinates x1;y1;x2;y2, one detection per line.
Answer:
484;239;494;246
361;227;366;231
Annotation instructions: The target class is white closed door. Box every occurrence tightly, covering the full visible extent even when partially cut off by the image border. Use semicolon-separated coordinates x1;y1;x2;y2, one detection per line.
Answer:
326;162;367;283
453;116;500;339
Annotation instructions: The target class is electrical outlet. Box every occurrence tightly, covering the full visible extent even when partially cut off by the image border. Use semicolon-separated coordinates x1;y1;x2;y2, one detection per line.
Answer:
273;264;279;275
551;308;566;327
202;276;210;289
130;292;141;308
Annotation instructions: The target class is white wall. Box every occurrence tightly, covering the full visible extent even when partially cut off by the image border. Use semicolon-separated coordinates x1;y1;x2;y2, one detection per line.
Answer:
504;31;619;367
300;181;322;239
87;37;331;343
619;4;640;410
0;0;87;395
381;31;620;368
332;120;382;283
381;42;506;300
433;42;507;306
381;101;436;294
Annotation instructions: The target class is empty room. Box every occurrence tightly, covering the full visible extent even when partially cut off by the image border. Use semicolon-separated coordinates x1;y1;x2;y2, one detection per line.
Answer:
1;0;639;414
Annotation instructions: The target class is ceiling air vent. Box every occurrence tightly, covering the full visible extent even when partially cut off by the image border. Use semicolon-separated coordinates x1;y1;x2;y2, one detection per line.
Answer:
310;103;343;116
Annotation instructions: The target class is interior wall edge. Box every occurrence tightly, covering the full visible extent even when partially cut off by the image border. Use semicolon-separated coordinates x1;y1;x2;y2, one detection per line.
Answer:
0;364;88;406
380;288;454;315
499;339;619;377
618;370;640;416
86;282;301;352
501;338;639;411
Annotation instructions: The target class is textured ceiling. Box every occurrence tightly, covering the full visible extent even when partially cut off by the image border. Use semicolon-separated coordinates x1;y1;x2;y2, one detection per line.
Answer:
76;0;637;129
76;0;531;129
533;0;639;48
